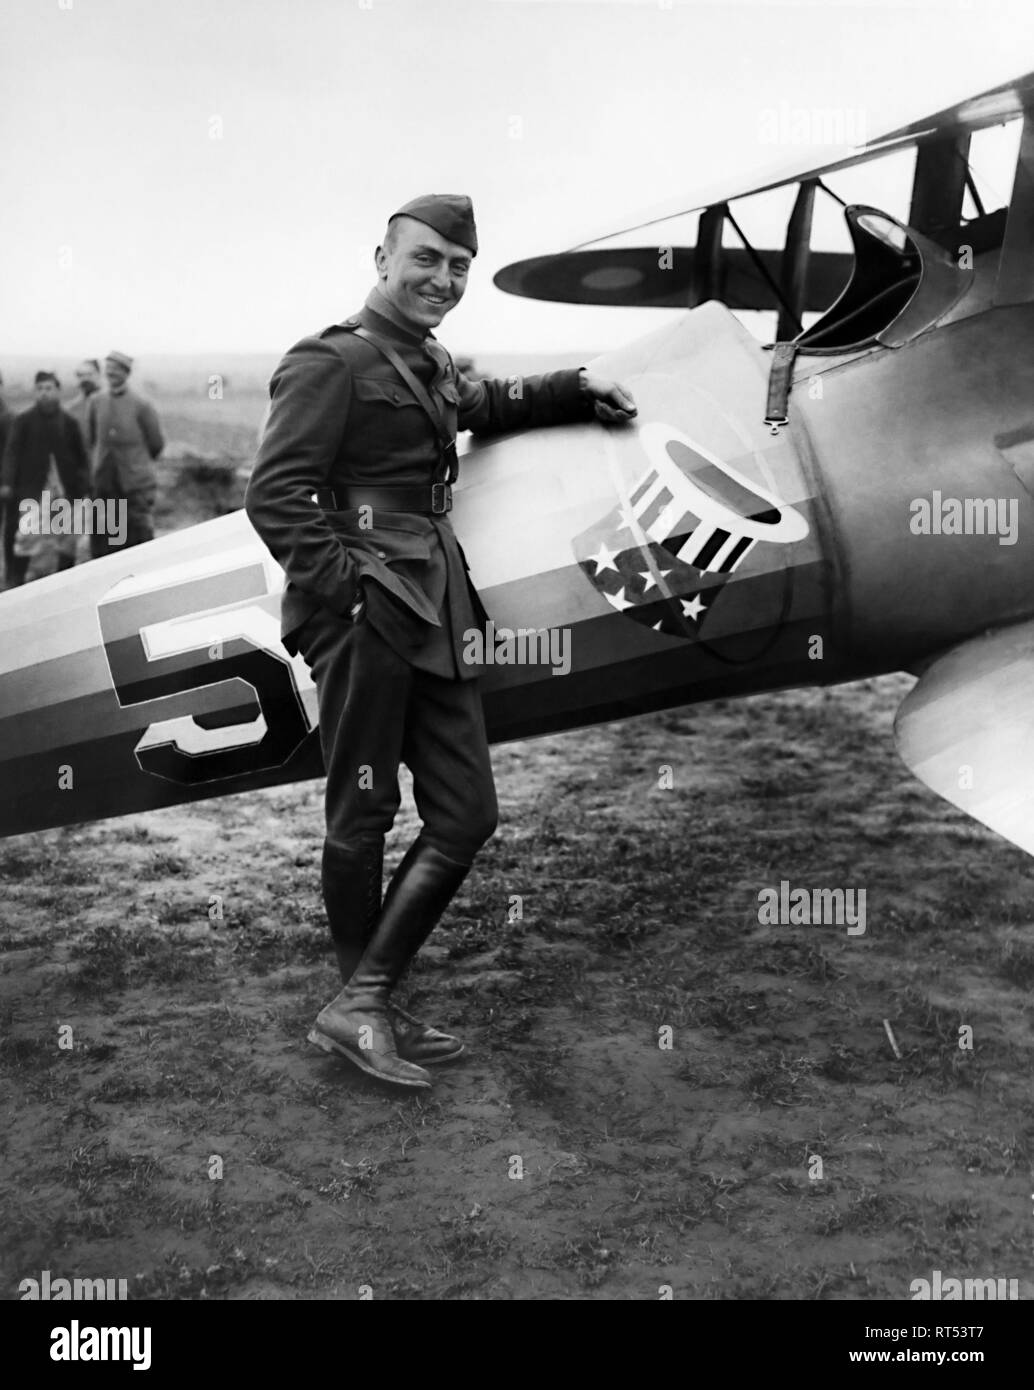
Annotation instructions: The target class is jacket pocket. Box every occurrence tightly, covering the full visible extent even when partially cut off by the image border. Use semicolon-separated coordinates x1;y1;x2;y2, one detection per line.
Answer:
326;510;432;563
352;375;422;410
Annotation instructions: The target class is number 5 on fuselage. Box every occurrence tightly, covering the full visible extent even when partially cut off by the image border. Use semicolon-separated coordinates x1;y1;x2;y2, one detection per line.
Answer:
96;548;316;785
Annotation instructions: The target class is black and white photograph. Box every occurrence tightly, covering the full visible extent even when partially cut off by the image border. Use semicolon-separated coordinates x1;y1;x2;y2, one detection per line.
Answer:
2;0;1033;1340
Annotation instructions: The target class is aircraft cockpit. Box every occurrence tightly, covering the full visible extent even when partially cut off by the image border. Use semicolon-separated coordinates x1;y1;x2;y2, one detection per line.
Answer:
792;204;973;354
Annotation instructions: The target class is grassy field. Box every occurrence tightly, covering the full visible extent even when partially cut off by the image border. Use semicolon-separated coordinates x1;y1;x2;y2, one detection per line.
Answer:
1;385;1032;1300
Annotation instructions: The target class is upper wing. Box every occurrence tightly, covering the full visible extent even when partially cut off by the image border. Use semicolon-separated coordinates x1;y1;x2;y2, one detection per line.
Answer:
551;69;1034;252
876;68;1034;143
894;621;1034;857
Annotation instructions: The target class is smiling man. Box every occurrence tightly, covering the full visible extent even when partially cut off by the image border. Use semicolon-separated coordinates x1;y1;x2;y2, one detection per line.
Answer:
245;193;635;1090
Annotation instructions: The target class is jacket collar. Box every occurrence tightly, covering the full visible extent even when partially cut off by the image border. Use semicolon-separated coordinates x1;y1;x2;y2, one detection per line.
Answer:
362;285;430;346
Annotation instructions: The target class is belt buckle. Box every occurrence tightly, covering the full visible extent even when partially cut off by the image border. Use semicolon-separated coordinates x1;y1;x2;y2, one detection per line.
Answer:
431;482;451;514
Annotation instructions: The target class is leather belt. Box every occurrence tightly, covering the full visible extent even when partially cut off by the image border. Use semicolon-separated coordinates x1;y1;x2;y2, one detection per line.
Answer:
315;483;452;514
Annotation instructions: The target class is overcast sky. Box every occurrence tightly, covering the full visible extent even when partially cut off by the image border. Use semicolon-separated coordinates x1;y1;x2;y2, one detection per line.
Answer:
2;0;1032;361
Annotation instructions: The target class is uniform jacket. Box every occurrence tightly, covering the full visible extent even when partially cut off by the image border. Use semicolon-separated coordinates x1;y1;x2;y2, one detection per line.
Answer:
245;288;596;679
88;386;164;494
2;404;91;504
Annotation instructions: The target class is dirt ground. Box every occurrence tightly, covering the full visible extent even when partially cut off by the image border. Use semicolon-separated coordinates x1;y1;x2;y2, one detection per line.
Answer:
2;391;1033;1301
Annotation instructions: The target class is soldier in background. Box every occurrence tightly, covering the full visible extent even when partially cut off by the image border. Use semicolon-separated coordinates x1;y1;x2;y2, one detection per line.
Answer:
87;350;164;557
64;360;103;569
0;371;90;586
66;359;102;451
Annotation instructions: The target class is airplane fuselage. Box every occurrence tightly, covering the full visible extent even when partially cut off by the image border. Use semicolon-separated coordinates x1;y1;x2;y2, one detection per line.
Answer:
1;299;1030;838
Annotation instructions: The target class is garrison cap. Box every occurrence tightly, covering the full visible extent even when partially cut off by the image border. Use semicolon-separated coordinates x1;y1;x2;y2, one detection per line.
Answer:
105;349;134;371
388;194;478;255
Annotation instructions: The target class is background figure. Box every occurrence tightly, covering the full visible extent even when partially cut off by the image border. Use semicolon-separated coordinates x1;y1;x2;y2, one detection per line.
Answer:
88;350;164;558
66;358;101;451
0;371;90;587
65;359;102;569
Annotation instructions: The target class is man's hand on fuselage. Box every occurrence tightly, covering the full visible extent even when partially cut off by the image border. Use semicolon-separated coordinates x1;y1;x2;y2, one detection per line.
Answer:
578;369;638;424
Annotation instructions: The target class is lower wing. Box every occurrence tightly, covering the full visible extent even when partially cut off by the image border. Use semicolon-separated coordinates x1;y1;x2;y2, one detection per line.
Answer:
895;621;1034;855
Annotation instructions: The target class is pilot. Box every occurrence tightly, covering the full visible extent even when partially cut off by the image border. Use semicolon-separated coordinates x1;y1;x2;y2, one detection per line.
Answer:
245;193;636;1090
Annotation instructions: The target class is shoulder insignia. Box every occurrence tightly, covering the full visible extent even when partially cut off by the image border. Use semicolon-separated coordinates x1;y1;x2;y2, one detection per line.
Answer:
317;317;362;340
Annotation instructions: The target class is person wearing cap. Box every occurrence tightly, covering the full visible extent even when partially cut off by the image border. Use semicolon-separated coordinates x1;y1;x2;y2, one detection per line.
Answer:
245;193;636;1090
87;351;165;558
0;371;90;587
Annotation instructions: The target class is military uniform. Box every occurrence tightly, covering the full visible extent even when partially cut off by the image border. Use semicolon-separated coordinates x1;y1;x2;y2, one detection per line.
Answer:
244;193;598;1089
2;402;90;585
87;368;164;558
246;283;594;858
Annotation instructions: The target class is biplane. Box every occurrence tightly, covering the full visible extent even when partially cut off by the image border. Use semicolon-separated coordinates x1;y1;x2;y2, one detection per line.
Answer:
3;69;1034;860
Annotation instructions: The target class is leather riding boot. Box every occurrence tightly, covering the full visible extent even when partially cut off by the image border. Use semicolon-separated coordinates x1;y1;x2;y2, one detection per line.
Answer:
309;837;471;1088
390;1000;464;1066
379;837;466;1066
321;838;383;984
322;838;462;1064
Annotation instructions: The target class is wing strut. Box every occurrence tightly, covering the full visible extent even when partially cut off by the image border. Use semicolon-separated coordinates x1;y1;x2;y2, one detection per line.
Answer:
725;206;801;333
777;180;816;340
909;134;972;243
692;203;726;306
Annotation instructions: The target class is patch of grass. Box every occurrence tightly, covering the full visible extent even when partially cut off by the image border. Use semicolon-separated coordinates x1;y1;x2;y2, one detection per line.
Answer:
745;1052;818;1107
91;1073;155;1104
738;771;813;799
0;1035;50;1072
744;940;846;984
225;922;327;970
996;938;1034;989
816;1043;868;1084
65;1142;167;1196
139;852;190;879
132;1247;260;1301
431;1214;511;1270
819;1187;921;1239
551;1235;619;1288
505;1051;568;1105
70;921;219;990
444;919;497;960
313;1159;380;1202
0;848;50;880
955;1131;1032;1177
595;909;657;951
692;984;772;1033
483;1005;535;1047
